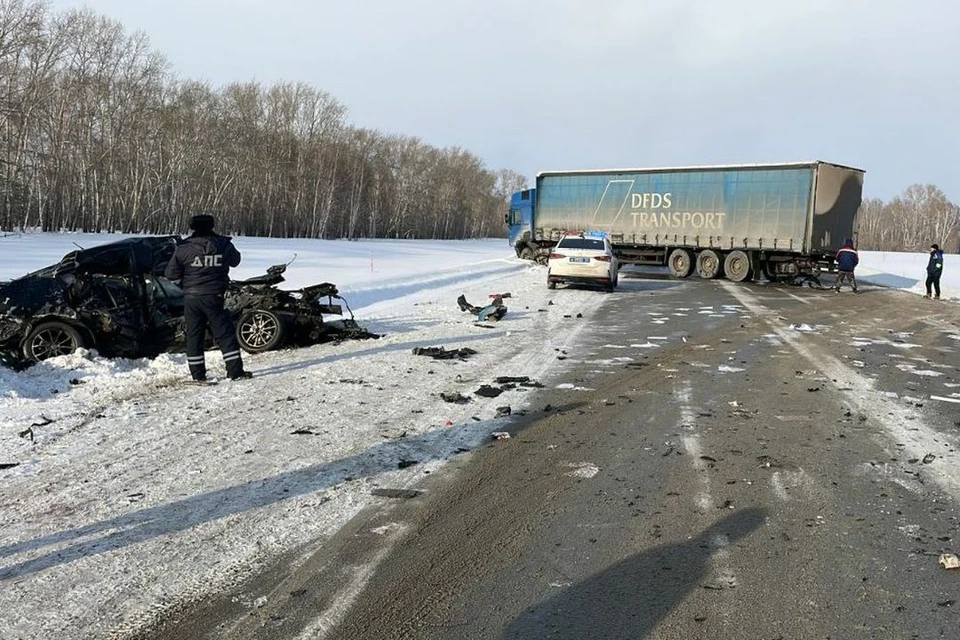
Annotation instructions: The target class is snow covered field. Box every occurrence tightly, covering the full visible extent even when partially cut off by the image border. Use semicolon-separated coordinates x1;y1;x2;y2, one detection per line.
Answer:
0;232;955;639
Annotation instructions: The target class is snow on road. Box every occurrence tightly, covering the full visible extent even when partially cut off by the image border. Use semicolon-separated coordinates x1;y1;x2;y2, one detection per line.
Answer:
0;232;956;639
0;234;605;639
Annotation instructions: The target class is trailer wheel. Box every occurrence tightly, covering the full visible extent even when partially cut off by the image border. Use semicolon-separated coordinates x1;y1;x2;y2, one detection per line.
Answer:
667;248;694;279
723;250;752;282
519;247;534;261
696;250;722;279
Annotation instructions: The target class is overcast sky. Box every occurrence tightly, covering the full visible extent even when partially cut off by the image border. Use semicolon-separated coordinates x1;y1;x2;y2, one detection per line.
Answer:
48;0;960;200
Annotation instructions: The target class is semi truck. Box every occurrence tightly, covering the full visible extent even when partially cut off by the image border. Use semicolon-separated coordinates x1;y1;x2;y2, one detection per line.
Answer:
507;161;865;282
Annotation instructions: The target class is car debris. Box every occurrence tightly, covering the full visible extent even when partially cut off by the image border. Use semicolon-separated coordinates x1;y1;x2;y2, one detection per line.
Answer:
475;385;504;398
457;293;508;322
939;553;960;569
495;405;512;417
0;237;376;368
412;346;477;360
440;392;471;404
0;462;20;470
491;431;511;440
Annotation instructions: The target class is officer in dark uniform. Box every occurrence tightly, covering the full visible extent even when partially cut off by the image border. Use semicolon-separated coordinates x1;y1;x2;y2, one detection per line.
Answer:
164;214;252;381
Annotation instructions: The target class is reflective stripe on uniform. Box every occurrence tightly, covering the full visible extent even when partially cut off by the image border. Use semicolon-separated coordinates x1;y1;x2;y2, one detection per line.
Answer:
222;350;242;362
187;356;206;363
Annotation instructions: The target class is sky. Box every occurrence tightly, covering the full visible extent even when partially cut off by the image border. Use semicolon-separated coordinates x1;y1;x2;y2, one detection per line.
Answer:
45;0;960;201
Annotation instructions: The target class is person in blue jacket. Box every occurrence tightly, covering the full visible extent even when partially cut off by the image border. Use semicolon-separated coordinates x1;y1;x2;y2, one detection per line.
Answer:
925;243;944;299
834;239;859;293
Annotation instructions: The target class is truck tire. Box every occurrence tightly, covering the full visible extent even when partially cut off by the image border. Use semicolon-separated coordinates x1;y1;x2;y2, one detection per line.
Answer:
724;250;752;282
667;248;693;279
696;250;722;279
519;247;535;261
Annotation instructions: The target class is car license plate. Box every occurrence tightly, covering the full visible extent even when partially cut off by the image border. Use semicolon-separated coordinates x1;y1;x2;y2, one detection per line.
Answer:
569;257;590;263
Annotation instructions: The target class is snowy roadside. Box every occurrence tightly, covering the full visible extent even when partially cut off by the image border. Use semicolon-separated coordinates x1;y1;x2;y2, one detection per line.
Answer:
0;249;608;639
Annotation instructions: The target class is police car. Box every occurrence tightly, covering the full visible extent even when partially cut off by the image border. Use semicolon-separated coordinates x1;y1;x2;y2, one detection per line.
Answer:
546;231;619;292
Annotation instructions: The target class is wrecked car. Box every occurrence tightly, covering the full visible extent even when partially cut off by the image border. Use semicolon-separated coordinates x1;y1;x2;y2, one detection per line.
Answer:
0;236;374;368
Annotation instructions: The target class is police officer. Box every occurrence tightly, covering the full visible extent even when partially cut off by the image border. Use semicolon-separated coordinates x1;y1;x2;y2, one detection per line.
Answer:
164;214;252;381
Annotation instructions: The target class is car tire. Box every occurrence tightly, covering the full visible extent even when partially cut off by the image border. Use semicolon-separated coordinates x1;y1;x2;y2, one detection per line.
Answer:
23;321;85;362
237;310;285;353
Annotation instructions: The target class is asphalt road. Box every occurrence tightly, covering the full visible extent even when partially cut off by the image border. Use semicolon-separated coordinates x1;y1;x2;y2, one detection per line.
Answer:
143;273;960;640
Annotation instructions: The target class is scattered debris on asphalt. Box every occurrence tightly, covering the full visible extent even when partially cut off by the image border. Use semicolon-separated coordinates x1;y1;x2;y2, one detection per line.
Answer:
494;375;544;387
495;406;512;417
939;553;960;569
0;462;20;470
440;392;471;404
790;323;816;332
922;453;937;464
31;415;54;427
18;427;34;442
412;346;478;360
475;385;504;398
371;488;423;499
290;429;318;435
491;431;511;440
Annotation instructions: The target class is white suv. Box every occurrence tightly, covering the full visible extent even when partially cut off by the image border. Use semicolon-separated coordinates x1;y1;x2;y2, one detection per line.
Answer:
547;233;619;292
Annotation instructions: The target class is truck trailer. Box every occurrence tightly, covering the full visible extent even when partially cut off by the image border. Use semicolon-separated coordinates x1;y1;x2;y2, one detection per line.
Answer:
507;161;865;282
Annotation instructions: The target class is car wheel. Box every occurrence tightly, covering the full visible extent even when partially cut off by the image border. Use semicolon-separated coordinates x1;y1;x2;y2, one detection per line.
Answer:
237;310;285;353
23;321;85;362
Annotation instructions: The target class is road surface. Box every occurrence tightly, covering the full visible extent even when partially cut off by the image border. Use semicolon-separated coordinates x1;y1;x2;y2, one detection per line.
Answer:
142;273;960;640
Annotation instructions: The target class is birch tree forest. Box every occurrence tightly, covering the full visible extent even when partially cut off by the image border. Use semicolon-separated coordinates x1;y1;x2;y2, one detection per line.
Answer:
0;0;527;238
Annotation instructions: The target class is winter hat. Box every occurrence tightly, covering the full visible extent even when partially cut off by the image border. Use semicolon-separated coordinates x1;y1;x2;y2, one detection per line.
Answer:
931;243;939;250
189;214;216;233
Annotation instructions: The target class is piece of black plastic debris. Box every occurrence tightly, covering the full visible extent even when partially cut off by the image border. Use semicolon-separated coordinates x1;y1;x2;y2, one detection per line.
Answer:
440;392;471;404
18;427;34;442
700;455;717;463
69;378;85;385
547;300;554;306
495;406;512;418
398;459;419;469
291;429;317;435
475;385;504;398
563;314;572;318
371;488;423;499
243;449;254;454
31;415;54;427
495;376;531;384
576;313;583;318
412;346;477;360
0;463;19;470
937;600;956;607
543;404;553;412
922;453;936;464
807;387;820;392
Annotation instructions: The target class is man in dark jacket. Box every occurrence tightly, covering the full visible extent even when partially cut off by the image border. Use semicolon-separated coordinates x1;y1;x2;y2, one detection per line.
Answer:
834;238;859;293
164;214;251;381
925;243;944;299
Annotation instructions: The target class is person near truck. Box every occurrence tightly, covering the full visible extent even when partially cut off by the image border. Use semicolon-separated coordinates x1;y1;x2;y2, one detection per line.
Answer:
925;243;944;299
834;239;859;293
164;214;252;381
